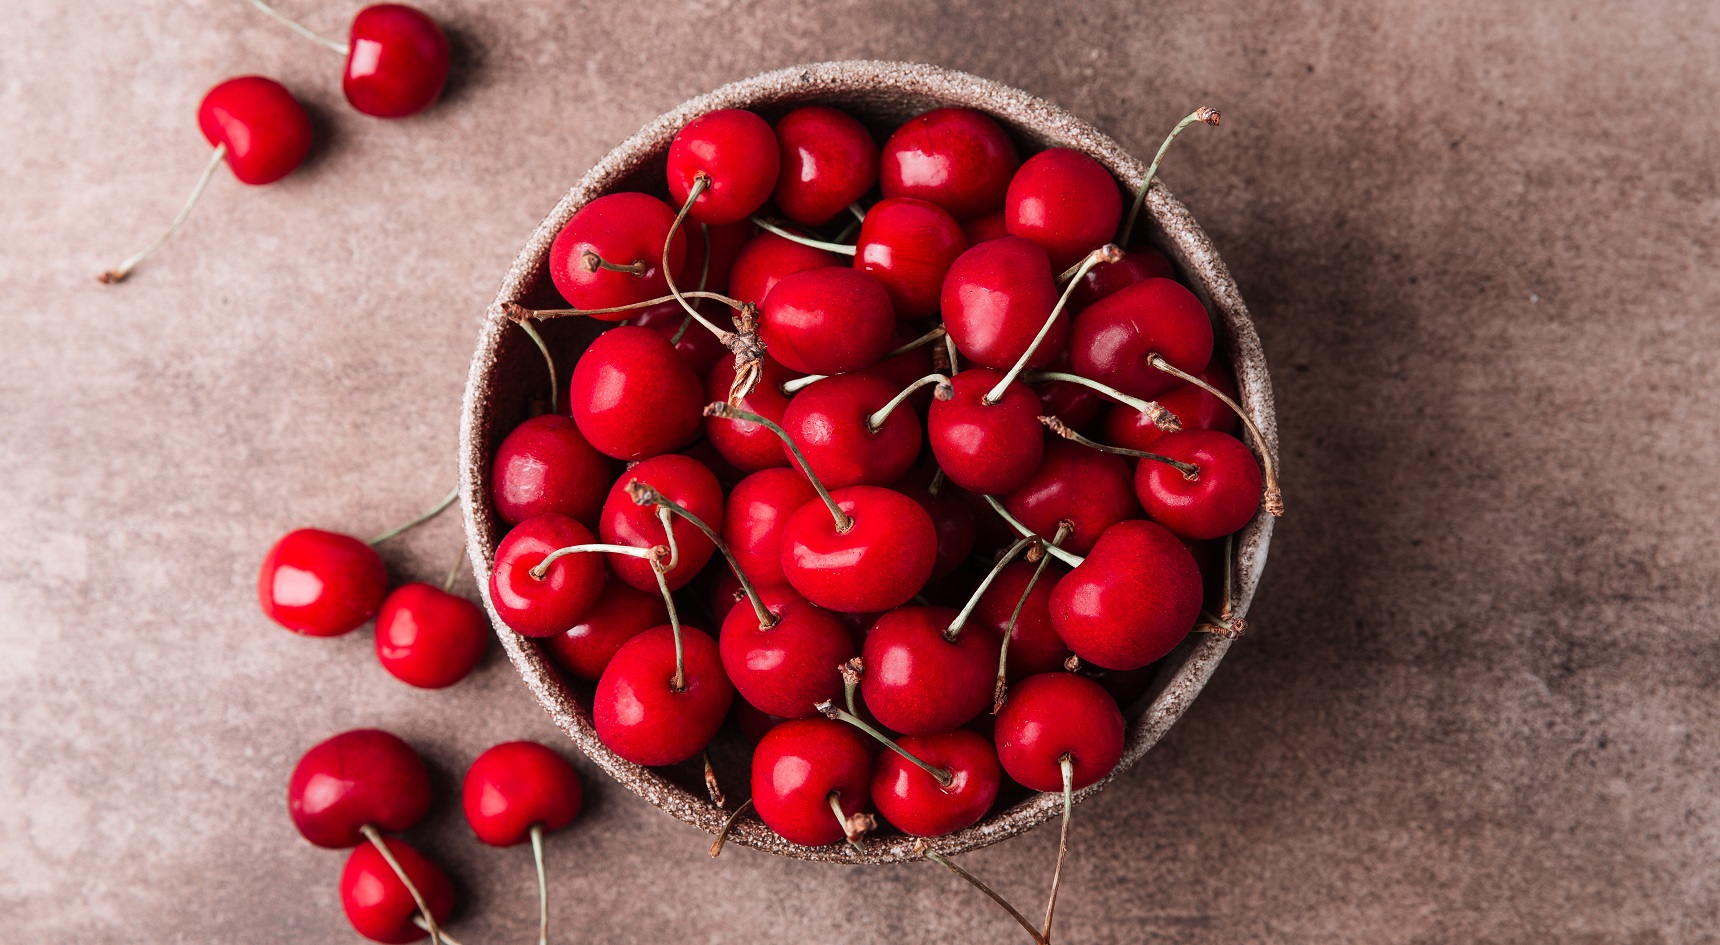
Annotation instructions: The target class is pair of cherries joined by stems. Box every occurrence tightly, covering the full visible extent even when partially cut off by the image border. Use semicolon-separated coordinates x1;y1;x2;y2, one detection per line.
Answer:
100;1;449;283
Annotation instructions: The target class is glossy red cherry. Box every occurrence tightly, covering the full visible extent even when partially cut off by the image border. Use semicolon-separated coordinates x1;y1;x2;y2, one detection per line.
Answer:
971;560;1072;679
868;323;940;404
676;219;753;295
1031;346;1108;431
703;354;800;472
724;468;818;587
339;836;455;944
342;4;449;118
594;624;732;765
779;373;923;490
1070;247;1175;311
541;580;667;680
1004;147;1123;270
927;368;1044;495
860;606;998;735
198;76;313;185
941;237;1061;371
1003;440;1138;555
855;197;967;319
759;267;895;375
1134;430;1262;540
491;414;612;528
599;454;722;592
288;729;431;848
462;741;583;845
879;107;1019;220
780;486;937;614
1104;359;1239;450
1050;519;1202;669
993;672;1125;791
569;325;702;460
891;466;977;581
1069;277;1214;400
631;300;729;377
750;718;873;846
489;514;607;638
548;194;687;315
374;584;487;689
667;109;780;225
871;729;1001;837
727;229;835;309
962;209;1009;245
259;529;387;637
734;698;787;743
720;585;854;719
772;105;878;226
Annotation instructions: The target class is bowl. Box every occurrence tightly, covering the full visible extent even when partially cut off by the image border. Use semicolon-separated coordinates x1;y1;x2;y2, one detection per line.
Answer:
459;60;1277;863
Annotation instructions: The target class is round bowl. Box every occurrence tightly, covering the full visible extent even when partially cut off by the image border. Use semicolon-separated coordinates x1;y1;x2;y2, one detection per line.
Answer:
459;60;1277;863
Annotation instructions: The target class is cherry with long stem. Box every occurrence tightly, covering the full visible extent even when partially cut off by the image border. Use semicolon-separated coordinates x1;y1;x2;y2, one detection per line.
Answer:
981;496;1084;568
99;144;228;284
358;824;444;945
1021;371;1179;432
982;245;1121;405
664;173;767;400
780;327;948;394
1118;106;1222;247
1146;354;1282;515
993;521;1073;712
915;840;1050;945
625;481;776;630
704;403;852;533
369;486;460;546
814;700;954;788
1040;755;1076;942
1038;415;1201;479
748;215;858;255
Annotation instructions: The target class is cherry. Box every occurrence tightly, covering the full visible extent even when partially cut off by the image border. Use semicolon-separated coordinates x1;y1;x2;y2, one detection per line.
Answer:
677;219;753;295
779;372;932;489
259;529;387;636
867;323;942;404
703;353;799;472
720;584;854;719
724;468;818;587
1032;346;1107;431
927;367;1045;495
374;583;487;689
488;514;608;638
631;300;729;377
871;729;1001;838
541;579;667;680
1103;358;1238;450
1069;277;1214;400
341;4;449;117
1004;147;1123;270
750;718;874;847
593;623;732;766
463;741;582;845
727;229;835;309
879;107;1019;220
962;209;1009;245
339;836;455;944
599;454;723;592
1003;439;1139;555
288;729;431;849
993;672;1124;792
860;606;998;736
758;267;895;375
667;109;780;225
855;197;968;320
568;325;702;460
548;193;687;314
779;485;937;614
734;697;787;743
971;560;1072;681
1050;519;1202;669
1133;430;1262;540
940;237;1060;371
772;105;879;226
891;466;978;581
490;414;612;528
1070;246;1174;312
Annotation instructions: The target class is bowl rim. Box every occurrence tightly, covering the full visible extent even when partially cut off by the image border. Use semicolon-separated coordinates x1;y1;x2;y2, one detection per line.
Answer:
459;59;1278;864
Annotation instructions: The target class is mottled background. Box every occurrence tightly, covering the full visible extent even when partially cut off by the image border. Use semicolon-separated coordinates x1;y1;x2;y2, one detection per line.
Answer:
4;1;1718;942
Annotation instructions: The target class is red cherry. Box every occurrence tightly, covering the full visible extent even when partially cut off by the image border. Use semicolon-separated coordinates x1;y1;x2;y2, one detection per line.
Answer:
860;606;998;735
374;584;487;689
569;325;702;460
780;486;937;613
779;373;924;490
759;267;895;375
772;106;879;227
1070;247;1175;312
1003;440;1139;555
727;229;835;309
1069;277;1214;400
491;414;612;528
542;579;667;680
198;76;313;185
720;585;854;719
667;109;780;225
1004;148;1123;270
1104;359;1239;450
1050;519;1202;669
941;237;1061;371
676;219;753;295
462;741;583;846
868;323;940;407
599;454;723;592
548;194;687;315
1134;430;1262;540
488;514;607;638
1031;346;1107;431
630;300;728;377
750;718;873;846
927;368;1045;495
871;729;1001;837
341;4;449;118
879;107;1019;220
703;354;800;472
891;466;978;581
724;468;818;587
993;672;1124;791
259;529;387;637
734;698;788;743
288;729;430;848
962;209;1009;245
593;624;732;766
339;836;455;944
855;197;968;319
971;561;1072;679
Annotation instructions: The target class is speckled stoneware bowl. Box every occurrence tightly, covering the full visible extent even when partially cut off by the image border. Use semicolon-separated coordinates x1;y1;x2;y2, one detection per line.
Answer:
459;60;1277;864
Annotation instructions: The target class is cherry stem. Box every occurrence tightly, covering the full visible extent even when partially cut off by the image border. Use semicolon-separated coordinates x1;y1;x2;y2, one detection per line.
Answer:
1146;354;1283;515
580;250;646;276
504;290;744;324
840;657;863;717
1220;532;1237;624
661;174;747;348
848;202;867;223
1021;372;1180;431
528;542;658;581
748;216;858;256
867;373;954;432
944;332;961;376
1119;106;1222;247
781;327;949;395
947;536;1037;640
915;840;1051;945
816;700;954;787
441;543;466;594
655;505;680;572
703;750;727;808
369;486;461;546
703;403;852;533
927;467;946;497
982;496;1084;568
827;791;872;852
1040;755;1075;942
411;917;464;945
244;0;349;54
651;560;686;692
530;824;549;945
708;798;754;857
516;319;560;415
984;246;1120;404
994;521;1073;713
626;481;776;630
99;143;228;285
670;223;713;346
360;825;442;945
1038;416;1200;478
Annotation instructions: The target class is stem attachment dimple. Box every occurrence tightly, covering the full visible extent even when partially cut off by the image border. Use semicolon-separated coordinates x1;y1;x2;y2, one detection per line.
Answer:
981;496;1084;568
370;486;461;546
866;373;953;432
984;245;1122;405
947;537;1038;640
916;841;1051;945
1022;372;1180;431
360;825;442;945
1119;106;1222;247
100;143;228;284
1146;354;1282;516
1038;416;1201;479
703;403;852;533
749;216;859;255
580;250;647;276
816;701;954;788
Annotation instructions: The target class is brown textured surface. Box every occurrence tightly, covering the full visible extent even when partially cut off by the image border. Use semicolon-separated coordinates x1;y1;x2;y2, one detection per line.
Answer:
3;1;1717;942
